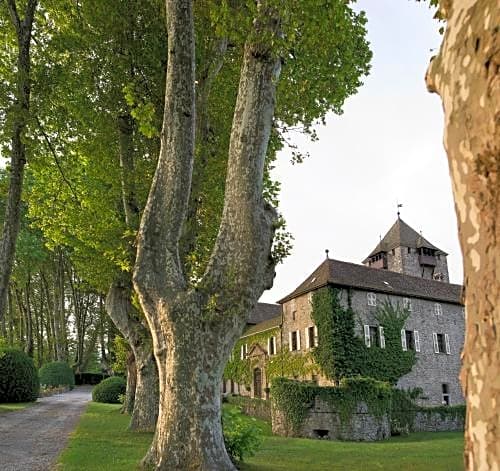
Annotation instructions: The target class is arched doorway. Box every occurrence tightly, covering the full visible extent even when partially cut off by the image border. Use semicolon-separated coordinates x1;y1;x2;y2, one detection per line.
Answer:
253;367;262;398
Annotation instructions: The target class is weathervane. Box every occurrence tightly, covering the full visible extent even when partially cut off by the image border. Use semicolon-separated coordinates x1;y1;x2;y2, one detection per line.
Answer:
397;202;403;218
325;249;330;260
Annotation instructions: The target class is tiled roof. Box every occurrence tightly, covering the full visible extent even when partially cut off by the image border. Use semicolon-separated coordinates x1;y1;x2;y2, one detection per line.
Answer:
364;218;446;261
247;302;281;325
242;315;281;338
278;258;463;305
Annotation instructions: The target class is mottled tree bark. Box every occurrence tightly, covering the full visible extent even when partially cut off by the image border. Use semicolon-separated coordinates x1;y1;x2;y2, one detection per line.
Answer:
0;0;38;323
123;350;137;415
106;279;158;432
426;1;499;469
133;1;280;469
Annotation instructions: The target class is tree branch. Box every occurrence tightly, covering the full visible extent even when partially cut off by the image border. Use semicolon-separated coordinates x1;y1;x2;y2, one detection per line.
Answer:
134;0;196;299
5;0;21;36
200;6;281;311
35;116;81;205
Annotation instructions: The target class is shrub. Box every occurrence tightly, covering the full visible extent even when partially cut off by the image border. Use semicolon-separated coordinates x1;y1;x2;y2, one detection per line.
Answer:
223;406;263;463
39;361;75;390
0;348;39;402
92;376;126;404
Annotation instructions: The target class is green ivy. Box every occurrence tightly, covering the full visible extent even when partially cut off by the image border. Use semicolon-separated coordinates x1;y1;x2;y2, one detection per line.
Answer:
311;287;416;384
223;328;280;386
272;377;392;434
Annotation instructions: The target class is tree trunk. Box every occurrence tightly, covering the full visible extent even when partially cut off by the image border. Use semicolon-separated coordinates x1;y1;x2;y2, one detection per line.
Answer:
106;280;158;432
425;1;499;469
123;350;137;416
0;0;38;322
134;1;280;469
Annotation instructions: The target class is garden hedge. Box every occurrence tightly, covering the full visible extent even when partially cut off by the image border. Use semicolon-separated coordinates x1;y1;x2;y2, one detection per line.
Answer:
39;361;75;390
0;348;39;402
92;376;126;404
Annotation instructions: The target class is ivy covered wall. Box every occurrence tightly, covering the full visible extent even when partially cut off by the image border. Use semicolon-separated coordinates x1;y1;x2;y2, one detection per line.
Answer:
311;286;416;384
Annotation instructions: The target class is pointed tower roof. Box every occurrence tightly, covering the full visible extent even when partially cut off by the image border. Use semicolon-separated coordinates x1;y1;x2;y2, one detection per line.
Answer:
363;218;446;262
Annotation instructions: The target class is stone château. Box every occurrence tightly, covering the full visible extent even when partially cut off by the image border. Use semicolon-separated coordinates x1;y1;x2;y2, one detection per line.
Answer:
225;217;465;406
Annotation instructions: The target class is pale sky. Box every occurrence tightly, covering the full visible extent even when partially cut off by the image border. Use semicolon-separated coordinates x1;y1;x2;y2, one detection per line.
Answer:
260;0;464;304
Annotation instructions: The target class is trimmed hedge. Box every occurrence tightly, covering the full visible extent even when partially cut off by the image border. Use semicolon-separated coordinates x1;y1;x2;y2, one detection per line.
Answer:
0;348;39;402
39;361;75;390
92;376;126;404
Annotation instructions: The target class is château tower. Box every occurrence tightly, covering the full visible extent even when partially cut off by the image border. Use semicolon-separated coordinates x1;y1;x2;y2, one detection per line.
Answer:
362;218;450;282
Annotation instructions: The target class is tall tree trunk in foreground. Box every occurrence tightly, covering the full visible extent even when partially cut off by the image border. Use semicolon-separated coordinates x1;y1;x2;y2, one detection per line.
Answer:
426;1;499;469
0;0;38;322
133;1;280;469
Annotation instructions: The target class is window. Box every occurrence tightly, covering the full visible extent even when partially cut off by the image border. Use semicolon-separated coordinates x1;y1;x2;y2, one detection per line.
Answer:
391;249;395;255
434;303;442;316
401;329;420;352
305;325;318;349
267;336;276;356
442;384;450;406
311;375;318;385
308;292;313;305
408;247;411;254
240;344;248;360
292;311;297;321
367;292;377;306
403;298;412;311
433;333;451;354
289;330;301;351
364;325;385;348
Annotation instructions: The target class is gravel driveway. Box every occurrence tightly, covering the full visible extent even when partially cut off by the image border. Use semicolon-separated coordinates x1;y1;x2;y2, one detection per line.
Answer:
0;387;92;471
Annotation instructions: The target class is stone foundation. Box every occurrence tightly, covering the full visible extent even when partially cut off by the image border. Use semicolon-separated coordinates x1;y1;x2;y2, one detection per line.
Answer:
272;396;390;441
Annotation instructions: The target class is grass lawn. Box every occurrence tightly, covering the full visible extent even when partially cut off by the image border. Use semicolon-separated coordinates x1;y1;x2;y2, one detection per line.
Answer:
0;401;36;413
57;403;464;471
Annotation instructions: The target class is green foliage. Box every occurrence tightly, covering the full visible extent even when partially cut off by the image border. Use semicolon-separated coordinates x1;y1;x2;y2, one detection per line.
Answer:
0;348;40;402
272;377;392;434
222;406;263;463
265;350;318;381
224;328;280;386
391;387;422;435
311;288;416;384
226;395;271;422
39;361;75;390
111;336;129;375
92;376;126;404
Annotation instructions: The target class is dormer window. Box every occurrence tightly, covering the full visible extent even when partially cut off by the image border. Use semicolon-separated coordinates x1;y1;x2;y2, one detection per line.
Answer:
367;292;377;306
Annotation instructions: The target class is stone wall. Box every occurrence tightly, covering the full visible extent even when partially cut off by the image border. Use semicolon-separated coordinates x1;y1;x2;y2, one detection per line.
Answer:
335;288;464;406
272;396;390;441
412;408;465;432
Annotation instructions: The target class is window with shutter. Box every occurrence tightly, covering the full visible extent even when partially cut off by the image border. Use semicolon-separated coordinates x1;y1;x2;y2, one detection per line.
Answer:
432;333;439;353
433;333;446;353
379;326;386;348
288;332;293;352
401;329;407;351
445;334;451;354
364;325;370;347
296;330;301;350
414;330;421;352
305;327;310;349
369;326;379;347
